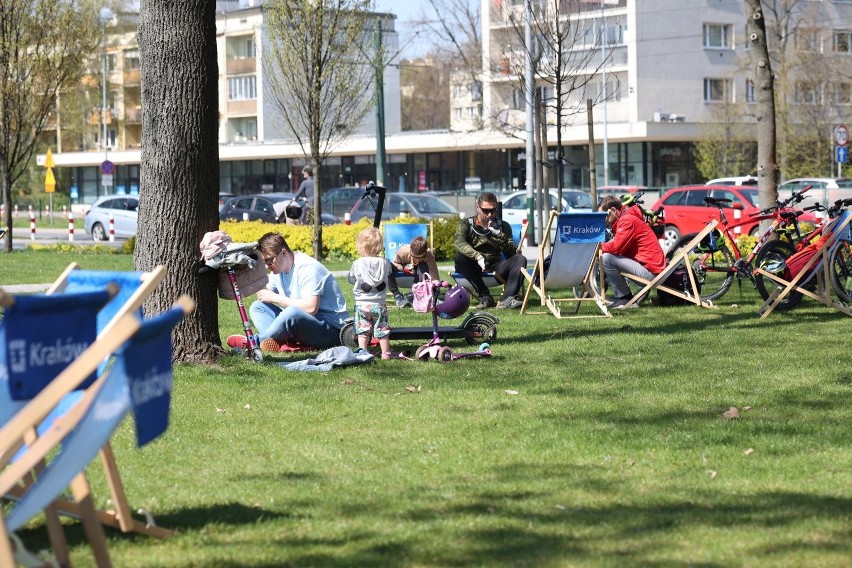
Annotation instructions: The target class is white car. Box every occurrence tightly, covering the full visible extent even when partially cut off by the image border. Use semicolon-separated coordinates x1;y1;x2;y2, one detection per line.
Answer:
499;189;594;242
84;195;138;241
706;176;758;186
777;177;852;211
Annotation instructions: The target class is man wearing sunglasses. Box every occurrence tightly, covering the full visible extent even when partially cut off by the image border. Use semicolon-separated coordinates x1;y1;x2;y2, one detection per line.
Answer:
453;192;527;309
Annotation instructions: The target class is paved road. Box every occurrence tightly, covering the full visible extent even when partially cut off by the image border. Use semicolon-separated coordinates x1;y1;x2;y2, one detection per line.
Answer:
6;227;124;249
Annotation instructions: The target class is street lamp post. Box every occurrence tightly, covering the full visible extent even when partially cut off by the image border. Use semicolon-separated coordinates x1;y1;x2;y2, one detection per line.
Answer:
100;7;113;194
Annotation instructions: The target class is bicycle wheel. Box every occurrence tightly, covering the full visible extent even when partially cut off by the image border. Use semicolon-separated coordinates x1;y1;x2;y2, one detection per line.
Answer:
667;235;735;302
754;240;802;309
829;239;852;303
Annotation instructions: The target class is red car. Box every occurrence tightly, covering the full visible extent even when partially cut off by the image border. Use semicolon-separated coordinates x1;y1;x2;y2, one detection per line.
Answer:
651;185;819;250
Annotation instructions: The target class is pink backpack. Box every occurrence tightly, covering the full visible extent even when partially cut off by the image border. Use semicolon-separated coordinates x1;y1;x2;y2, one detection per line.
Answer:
411;274;435;313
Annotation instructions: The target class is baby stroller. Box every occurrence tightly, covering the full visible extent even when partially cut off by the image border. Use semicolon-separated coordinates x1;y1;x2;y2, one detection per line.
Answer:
412;277;492;362
199;231;267;363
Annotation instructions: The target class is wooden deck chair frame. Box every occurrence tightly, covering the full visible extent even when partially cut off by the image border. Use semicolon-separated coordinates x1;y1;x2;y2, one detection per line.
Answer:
520;210;611;318
4;263;172;541
0;296;193;567
755;211;852;318
621;220;720;309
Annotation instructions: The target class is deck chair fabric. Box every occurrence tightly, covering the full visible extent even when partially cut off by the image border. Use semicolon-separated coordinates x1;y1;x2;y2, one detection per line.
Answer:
3;264;171;543
521;211;611;318
0;298;192;567
756;210;852;318
621;220;720;309
383;223;429;290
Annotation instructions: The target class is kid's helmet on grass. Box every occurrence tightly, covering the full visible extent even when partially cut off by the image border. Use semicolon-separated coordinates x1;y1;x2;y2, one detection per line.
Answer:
437;285;470;319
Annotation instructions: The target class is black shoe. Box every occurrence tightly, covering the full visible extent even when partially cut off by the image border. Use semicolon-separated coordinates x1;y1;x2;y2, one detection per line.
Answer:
607;294;633;309
475;295;496;309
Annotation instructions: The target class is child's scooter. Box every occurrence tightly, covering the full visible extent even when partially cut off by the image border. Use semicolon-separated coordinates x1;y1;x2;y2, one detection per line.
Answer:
337;182;500;350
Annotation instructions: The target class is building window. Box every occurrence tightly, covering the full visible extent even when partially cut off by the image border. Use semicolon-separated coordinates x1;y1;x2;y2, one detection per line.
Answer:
745;78;756;103
832;82;852;104
454;107;462;120
124;49;139;70
834;31;852;53
453;84;464;97
795;29;820;52
703;24;733;49
228;76;257;100
704;78;730;102
466;106;479;119
245;38;256;58
795;81;820;104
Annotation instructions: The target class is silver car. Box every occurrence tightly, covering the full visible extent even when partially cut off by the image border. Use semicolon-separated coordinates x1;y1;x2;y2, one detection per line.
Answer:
84;195;138;241
348;192;458;223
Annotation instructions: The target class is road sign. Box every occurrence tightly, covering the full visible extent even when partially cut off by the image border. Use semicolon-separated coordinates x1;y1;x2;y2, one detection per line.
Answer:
102;173;114;187
100;159;114;175
837;146;848;164
44;148;55;169
45;168;56;193
836;124;848;147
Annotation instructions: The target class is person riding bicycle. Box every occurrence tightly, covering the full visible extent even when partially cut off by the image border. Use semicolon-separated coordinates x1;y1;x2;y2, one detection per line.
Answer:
598;195;666;308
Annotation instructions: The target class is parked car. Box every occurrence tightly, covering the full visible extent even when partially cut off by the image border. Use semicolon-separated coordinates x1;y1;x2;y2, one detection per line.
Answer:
652;185;761;249
84;195;139;241
321;186;366;217
777;177;852;210
347;192;459;223
651;184;819;250
499;189;594;242
706;176;758;186
219;193;339;224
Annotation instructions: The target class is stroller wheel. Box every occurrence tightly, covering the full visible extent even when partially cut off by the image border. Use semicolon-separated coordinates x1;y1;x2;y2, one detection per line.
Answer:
438;346;453;362
251;348;264;363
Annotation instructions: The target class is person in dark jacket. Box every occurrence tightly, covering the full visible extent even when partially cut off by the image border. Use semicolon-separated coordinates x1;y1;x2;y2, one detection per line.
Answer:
453;192;527;309
598;195;666;308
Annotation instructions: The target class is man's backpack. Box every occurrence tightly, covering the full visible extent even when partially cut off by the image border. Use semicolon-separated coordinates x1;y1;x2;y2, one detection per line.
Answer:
657;266;699;306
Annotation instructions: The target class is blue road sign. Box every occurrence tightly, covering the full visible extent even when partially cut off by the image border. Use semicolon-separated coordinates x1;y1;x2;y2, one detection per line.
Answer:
100;160;114;175
837;146;848;164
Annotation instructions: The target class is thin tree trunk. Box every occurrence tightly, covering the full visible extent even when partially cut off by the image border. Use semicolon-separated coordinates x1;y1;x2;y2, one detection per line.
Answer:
137;0;221;362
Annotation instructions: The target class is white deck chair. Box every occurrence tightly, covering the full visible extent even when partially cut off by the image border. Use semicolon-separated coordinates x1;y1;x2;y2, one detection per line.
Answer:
620;220;720;309
520;211;610;318
755;209;852;318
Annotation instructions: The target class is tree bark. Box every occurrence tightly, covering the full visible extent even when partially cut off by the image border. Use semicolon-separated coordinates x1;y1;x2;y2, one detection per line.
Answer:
745;0;779;212
137;0;221;362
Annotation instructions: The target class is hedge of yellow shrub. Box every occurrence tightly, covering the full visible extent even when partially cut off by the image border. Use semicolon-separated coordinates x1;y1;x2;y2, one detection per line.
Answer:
221;214;464;261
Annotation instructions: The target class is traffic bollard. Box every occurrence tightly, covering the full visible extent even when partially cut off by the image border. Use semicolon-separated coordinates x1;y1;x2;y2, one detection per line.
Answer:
109;213;115;242
68;212;74;242
344;212;351;225
30;211;36;240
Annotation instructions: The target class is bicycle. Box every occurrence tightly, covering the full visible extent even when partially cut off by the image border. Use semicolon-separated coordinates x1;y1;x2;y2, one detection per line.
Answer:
620;191;666;246
665;186;815;303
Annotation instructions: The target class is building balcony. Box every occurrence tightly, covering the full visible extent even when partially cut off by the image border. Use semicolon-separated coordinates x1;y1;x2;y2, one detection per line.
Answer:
88;109;115;126
125;107;142;123
124;67;141;85
226;57;256;75
226;99;257;115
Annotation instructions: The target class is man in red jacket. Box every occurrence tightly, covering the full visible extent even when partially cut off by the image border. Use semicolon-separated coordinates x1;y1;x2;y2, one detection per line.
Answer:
598;196;666;308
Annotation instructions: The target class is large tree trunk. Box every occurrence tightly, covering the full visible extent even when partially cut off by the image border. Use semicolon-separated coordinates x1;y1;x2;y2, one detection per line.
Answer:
137;0;221;362
746;0;779;213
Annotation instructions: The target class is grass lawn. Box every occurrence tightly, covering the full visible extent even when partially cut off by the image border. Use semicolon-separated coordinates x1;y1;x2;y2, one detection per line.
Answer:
2;250;850;567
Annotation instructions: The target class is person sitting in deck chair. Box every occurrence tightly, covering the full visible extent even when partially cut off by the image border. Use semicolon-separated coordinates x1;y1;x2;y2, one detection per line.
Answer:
454;192;528;310
598;195;666;309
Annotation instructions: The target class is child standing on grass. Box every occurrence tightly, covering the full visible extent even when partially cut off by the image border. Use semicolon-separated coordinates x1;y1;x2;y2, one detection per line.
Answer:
348;227;395;359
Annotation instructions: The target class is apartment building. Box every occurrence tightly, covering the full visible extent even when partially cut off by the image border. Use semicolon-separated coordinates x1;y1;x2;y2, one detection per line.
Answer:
45;0;852;205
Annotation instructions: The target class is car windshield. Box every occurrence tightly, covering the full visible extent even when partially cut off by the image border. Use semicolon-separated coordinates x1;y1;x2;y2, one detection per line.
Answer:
565;191;593;209
837;179;852;188
740;189;758;205
405;195;457;214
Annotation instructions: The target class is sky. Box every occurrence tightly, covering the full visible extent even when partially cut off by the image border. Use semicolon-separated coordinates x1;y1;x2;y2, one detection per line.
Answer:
374;0;431;58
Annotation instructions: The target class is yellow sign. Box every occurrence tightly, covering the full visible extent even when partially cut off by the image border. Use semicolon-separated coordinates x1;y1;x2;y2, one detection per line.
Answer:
45;168;56;193
44;148;55;169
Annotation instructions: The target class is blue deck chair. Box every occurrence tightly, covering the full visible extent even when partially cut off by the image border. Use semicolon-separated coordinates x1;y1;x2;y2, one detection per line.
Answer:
521;211;611;318
4;264;171;542
383;222;430;290
755;209;852;318
0;295;193;567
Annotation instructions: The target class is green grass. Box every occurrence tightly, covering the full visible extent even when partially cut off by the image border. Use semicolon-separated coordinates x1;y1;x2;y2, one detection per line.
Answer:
2;250;850;567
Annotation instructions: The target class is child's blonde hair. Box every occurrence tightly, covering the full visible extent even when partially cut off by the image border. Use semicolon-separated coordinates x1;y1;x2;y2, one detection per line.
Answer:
356;227;383;257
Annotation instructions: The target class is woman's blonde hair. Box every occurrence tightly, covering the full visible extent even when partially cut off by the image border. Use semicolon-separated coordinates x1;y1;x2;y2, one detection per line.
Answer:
356;227;383;257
